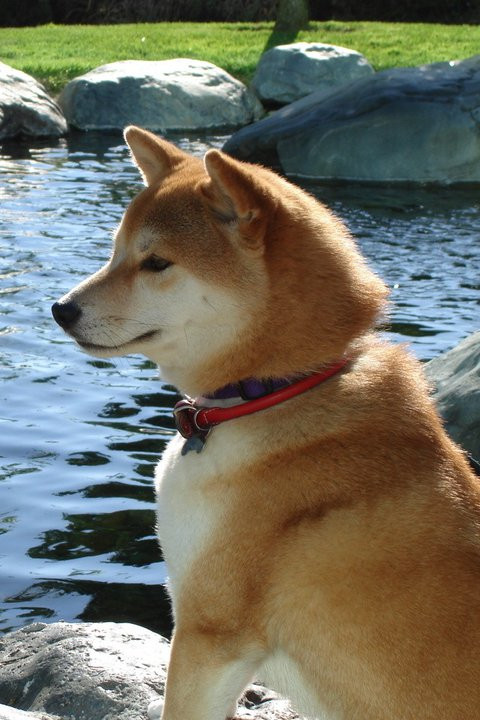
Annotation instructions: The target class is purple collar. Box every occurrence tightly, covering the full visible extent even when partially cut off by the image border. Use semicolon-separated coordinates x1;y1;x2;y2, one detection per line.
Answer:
206;376;298;402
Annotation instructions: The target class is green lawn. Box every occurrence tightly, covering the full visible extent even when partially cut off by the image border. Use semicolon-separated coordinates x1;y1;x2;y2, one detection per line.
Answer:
1;21;480;94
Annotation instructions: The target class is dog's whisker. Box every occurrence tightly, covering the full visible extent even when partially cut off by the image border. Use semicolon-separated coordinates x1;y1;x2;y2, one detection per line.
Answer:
106;316;155;326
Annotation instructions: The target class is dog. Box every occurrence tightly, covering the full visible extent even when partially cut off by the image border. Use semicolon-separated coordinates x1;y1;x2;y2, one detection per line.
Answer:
52;126;480;720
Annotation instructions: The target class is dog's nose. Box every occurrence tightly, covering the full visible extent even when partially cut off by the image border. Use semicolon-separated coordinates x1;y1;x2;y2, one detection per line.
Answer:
51;300;82;329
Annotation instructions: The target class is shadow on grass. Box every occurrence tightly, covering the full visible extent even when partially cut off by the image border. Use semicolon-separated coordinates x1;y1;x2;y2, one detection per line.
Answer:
262;29;300;53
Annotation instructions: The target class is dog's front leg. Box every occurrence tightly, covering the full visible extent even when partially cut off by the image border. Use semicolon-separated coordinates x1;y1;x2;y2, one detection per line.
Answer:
148;625;263;720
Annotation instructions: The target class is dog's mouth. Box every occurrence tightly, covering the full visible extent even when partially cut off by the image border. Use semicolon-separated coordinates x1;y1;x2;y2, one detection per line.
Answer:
76;329;160;354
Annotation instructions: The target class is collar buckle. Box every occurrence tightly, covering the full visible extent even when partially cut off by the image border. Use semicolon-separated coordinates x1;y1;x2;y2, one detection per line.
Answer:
173;398;209;440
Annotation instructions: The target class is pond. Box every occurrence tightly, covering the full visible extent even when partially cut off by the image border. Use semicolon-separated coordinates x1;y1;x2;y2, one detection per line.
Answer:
1;131;479;636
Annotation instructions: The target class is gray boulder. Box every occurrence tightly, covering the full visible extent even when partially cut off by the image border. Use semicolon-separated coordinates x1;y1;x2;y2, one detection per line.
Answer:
58;59;264;132
251;42;373;106
0;621;167;720
0;621;297;720
0;62;67;140
0;706;58;720
426;331;480;461
225;55;480;183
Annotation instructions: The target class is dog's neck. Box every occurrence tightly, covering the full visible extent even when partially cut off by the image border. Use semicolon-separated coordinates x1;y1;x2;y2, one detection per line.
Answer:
173;359;350;455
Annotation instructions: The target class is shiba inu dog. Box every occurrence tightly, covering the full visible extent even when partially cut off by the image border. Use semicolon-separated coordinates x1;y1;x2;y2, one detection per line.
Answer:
52;126;480;720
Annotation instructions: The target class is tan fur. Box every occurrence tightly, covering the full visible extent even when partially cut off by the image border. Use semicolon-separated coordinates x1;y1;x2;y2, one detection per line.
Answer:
55;127;480;720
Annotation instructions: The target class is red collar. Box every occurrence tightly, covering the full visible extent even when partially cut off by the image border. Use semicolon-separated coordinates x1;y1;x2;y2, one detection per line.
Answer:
174;358;349;454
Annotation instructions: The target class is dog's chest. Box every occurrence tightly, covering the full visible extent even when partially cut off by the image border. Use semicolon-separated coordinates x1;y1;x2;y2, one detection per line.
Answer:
154;430;241;593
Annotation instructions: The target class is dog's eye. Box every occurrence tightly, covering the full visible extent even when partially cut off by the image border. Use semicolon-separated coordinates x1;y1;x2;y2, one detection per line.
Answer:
141;255;172;273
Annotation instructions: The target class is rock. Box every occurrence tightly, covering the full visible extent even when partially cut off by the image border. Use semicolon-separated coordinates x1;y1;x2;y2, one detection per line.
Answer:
0;621;297;720
426;331;480;461
251;42;373;106
0;62;67;140
0;705;58;720
58;59;264;132
0;621;168;720
225;55;480;183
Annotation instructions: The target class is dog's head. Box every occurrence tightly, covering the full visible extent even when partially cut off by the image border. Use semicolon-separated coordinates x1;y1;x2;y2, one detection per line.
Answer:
52;127;387;395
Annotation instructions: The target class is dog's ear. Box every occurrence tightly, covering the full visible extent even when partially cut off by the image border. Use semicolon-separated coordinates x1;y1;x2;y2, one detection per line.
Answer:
201;150;271;253
124;126;187;186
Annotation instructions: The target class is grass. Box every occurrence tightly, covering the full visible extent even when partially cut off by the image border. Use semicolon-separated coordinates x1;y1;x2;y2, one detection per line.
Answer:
1;20;480;95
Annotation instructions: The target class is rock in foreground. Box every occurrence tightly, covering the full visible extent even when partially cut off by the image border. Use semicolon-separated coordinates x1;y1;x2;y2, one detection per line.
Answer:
426;331;480;461
0;622;167;720
251;42;373;106
225;55;480;183
0;622;296;720
59;59;264;132
0;62;67;140
0;708;56;720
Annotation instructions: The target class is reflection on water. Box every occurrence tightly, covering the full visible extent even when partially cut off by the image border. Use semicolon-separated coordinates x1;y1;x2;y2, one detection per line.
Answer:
0;131;479;635
28;508;158;565
4;579;172;637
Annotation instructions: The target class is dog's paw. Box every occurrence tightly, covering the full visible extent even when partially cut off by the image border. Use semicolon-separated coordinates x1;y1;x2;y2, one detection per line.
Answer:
147;697;164;719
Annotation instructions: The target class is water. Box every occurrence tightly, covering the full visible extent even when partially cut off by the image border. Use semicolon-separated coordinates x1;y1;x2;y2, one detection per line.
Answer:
1;132;479;635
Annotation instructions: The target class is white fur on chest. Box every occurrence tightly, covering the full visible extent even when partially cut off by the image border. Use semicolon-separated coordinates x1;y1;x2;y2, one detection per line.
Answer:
154;424;257;600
